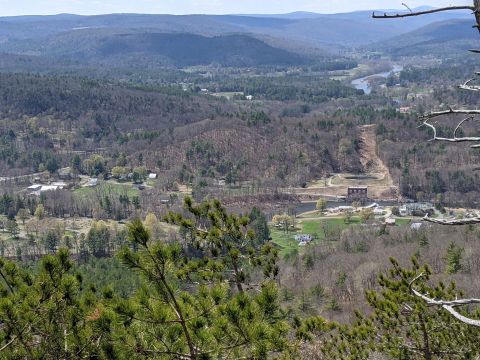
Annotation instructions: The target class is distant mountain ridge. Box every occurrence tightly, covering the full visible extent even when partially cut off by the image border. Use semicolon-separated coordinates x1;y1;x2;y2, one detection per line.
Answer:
0;7;472;49
0;7;476;68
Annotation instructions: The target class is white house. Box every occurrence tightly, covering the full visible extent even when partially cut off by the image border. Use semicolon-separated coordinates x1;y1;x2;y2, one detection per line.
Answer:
86;178;98;187
410;223;423;231
385;217;396;226
294;234;313;242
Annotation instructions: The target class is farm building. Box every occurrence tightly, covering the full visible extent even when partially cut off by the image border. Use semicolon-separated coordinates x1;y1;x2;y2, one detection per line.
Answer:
58;167;74;180
347;186;368;201
399;203;434;216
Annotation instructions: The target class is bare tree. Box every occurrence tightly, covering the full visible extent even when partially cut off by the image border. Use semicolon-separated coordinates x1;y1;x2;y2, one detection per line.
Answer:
375;1;480;325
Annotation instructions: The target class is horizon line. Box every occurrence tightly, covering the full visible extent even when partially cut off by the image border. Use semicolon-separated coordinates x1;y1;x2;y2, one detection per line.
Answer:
0;6;436;18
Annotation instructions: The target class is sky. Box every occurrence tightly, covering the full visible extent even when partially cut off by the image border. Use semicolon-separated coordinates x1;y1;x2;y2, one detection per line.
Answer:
0;0;473;16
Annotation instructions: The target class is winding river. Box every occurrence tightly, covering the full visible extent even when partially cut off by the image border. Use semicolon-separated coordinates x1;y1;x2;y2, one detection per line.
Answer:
351;64;404;95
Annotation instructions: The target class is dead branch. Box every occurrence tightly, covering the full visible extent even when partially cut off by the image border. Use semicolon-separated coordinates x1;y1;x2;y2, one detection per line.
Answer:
420;109;480;120
409;273;480;327
419;115;480;146
459;78;480;91
423;216;480;225
373;6;474;19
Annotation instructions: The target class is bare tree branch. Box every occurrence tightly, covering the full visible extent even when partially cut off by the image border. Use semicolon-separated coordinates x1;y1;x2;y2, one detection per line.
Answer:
423;216;480;225
420;108;480;120
409;273;480;327
458;78;480;91
373;6;474;19
418;114;480;146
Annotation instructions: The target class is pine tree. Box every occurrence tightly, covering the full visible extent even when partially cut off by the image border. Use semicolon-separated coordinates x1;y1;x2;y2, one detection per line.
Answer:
0;249;112;358
320;257;480;359
444;242;463;274
111;198;295;359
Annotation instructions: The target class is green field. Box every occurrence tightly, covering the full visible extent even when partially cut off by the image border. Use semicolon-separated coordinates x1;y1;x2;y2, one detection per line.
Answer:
271;216;413;257
73;182;139;199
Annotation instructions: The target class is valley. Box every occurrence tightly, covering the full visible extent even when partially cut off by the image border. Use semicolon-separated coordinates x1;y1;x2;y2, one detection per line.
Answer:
1;4;480;359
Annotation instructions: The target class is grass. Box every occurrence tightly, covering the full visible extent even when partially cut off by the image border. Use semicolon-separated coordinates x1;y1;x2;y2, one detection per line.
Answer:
395;218;412;226
73;181;139;199
330;173;391;187
270;217;360;257
270;228;300;256
271;216;414;257
302;217;360;236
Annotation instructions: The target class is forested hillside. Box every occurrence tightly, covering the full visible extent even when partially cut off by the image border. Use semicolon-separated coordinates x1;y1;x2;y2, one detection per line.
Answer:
2;32;309;67
0;72;364;186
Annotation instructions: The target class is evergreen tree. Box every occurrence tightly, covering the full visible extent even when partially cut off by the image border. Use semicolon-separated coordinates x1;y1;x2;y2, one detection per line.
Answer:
444;242;463;275
249;207;271;247
112;198;294;359
321;258;480;359
0;250;112;358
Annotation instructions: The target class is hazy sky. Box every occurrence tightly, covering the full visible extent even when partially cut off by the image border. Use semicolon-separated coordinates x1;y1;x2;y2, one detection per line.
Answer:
0;0;473;16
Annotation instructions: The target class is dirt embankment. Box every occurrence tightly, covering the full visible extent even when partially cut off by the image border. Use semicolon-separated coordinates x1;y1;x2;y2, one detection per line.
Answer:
358;124;389;177
292;125;398;201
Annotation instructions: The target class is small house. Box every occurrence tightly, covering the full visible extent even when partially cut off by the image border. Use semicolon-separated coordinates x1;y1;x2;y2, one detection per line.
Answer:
294;234;313;243
148;173;158;179
58;167;73;180
410;222;423;231
398;106;411;114
385;217;396;226
86;178;98;187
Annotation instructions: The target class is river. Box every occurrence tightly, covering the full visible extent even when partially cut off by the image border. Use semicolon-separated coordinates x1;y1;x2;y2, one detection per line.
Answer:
351;65;404;95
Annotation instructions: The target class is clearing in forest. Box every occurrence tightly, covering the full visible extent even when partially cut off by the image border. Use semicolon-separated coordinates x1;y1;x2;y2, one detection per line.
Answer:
294;124;398;200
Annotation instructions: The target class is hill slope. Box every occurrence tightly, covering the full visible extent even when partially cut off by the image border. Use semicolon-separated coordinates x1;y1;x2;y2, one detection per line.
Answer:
378;19;480;56
2;32;308;67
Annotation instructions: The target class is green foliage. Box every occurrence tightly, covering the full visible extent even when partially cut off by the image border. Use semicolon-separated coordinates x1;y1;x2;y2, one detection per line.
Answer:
315;199;327;213
444;242;463;275
321;258;480;359
112;198;295;358
44;229;60;253
0;249;113;359
249;207;271;247
87;220;111;258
